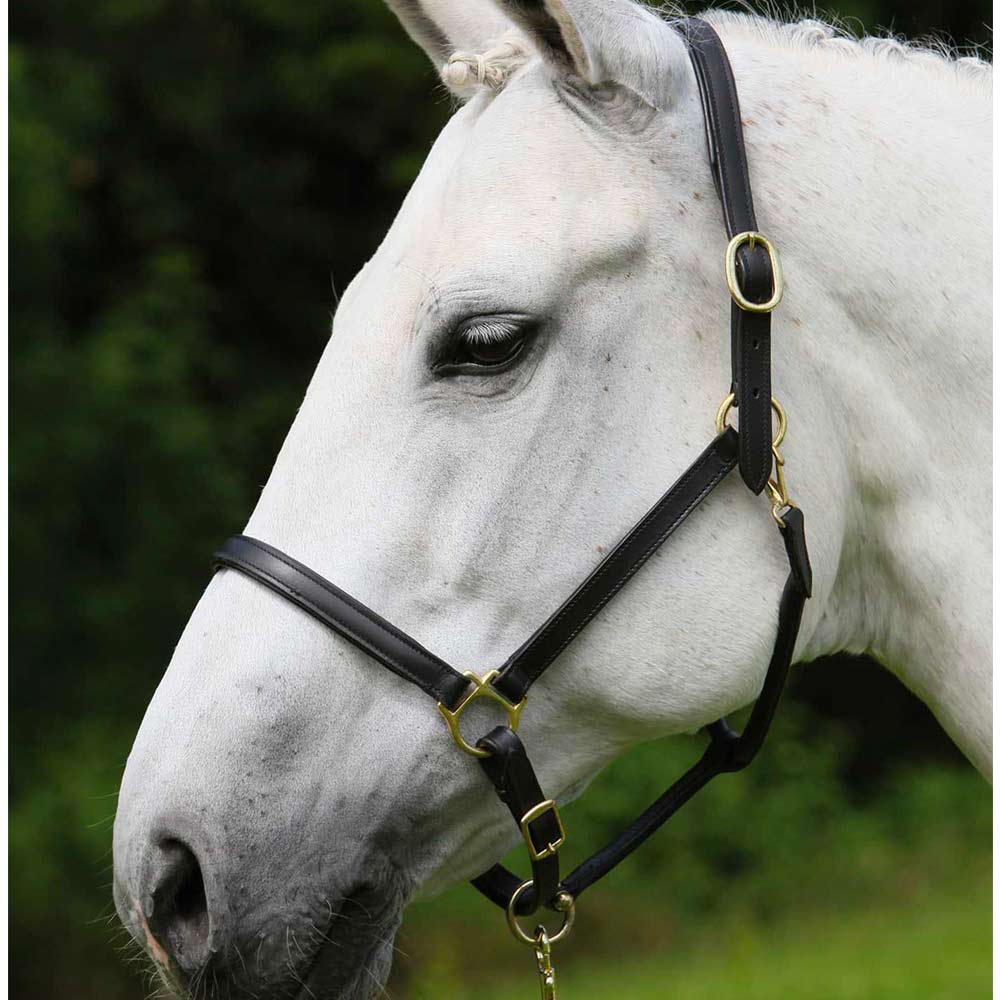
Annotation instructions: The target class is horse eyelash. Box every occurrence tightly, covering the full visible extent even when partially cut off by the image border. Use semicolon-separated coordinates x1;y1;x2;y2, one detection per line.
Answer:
458;318;523;344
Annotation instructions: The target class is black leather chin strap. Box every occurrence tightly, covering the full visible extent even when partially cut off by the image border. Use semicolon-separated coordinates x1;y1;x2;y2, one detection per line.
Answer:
210;16;811;925
475;726;566;915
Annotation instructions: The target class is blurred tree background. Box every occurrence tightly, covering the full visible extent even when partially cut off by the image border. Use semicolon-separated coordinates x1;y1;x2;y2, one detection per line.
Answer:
10;1;991;997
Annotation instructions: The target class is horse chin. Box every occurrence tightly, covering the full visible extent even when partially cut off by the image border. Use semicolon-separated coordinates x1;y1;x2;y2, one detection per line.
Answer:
301;931;397;1000
294;888;402;1000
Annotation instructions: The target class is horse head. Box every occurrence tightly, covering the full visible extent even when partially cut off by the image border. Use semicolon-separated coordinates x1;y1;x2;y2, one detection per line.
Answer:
113;1;991;997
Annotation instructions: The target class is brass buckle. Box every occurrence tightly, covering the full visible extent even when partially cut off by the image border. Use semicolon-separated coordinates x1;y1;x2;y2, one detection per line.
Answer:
519;799;567;861
437;670;526;758
725;231;783;313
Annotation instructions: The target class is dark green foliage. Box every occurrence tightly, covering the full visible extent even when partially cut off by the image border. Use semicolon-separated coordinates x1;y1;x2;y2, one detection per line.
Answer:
10;2;990;997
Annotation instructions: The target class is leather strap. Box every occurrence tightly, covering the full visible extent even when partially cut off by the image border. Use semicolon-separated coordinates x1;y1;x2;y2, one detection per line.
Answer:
471;506;812;910
682;17;776;495
212;535;470;708
492;428;739;704
474;726;564;915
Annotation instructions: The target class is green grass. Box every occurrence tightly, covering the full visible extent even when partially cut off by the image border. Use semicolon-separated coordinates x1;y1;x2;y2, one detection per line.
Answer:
544;884;990;1000
400;873;991;999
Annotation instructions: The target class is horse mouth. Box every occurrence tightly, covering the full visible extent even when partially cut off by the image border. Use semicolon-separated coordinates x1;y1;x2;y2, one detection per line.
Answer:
292;884;402;1000
123;879;403;1000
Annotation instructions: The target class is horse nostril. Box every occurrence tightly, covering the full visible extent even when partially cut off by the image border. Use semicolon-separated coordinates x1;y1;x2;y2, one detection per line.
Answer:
146;838;211;974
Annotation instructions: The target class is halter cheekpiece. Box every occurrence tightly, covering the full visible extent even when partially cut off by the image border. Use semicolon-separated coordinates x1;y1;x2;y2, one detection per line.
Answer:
212;18;812;995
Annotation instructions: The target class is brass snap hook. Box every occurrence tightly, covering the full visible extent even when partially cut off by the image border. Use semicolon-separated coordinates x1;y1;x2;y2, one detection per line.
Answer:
534;927;558;1000
507;883;574;999
715;393;797;527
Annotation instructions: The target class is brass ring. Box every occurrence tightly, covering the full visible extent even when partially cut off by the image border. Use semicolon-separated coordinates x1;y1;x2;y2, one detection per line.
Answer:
506;881;575;946
714;392;736;435
715;393;787;448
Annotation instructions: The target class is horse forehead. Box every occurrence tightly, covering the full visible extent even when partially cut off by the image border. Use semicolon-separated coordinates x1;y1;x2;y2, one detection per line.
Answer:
393;81;628;249
450;81;638;211
383;89;650;292
333;76;655;361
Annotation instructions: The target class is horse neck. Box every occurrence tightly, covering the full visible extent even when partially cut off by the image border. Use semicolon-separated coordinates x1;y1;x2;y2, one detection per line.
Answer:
709;19;992;773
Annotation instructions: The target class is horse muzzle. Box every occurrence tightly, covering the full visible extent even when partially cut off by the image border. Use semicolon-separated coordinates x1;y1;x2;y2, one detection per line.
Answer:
113;806;404;1000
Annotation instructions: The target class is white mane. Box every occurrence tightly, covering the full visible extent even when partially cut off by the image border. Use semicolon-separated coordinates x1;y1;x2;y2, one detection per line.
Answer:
441;7;992;97
706;8;992;87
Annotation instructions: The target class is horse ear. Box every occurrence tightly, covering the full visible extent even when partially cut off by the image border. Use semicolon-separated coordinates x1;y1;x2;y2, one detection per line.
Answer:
385;0;515;69
491;0;691;108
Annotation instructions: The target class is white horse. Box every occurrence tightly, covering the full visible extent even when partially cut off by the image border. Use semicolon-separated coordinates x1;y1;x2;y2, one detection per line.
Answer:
113;1;991;997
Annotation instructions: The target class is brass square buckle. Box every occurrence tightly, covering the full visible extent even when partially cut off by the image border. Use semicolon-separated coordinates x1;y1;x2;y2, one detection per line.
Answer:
437;670;526;758
519;799;566;861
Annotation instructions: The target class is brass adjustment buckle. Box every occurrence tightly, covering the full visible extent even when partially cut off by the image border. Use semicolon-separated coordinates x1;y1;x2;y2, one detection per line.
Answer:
519;799;567;861
725;231;784;313
437;670;526;758
716;392;797;527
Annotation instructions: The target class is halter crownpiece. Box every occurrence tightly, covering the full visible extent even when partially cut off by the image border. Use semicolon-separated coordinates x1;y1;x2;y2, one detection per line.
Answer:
211;18;811;996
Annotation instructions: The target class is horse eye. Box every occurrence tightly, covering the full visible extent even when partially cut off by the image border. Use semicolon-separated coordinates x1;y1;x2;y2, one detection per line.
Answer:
435;318;531;375
463;332;525;366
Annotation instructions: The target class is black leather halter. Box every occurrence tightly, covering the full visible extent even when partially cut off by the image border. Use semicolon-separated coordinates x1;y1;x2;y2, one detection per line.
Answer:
212;18;811;927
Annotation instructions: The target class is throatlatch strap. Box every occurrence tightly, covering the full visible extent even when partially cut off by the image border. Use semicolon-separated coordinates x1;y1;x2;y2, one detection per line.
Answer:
682;17;775;494
471;506;812;911
492;428;739;704
212;535;470;707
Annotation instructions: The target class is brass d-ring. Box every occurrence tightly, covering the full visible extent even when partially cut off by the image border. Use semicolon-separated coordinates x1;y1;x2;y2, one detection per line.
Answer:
714;392;736;435
506;881;575;946
715;392;787;449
